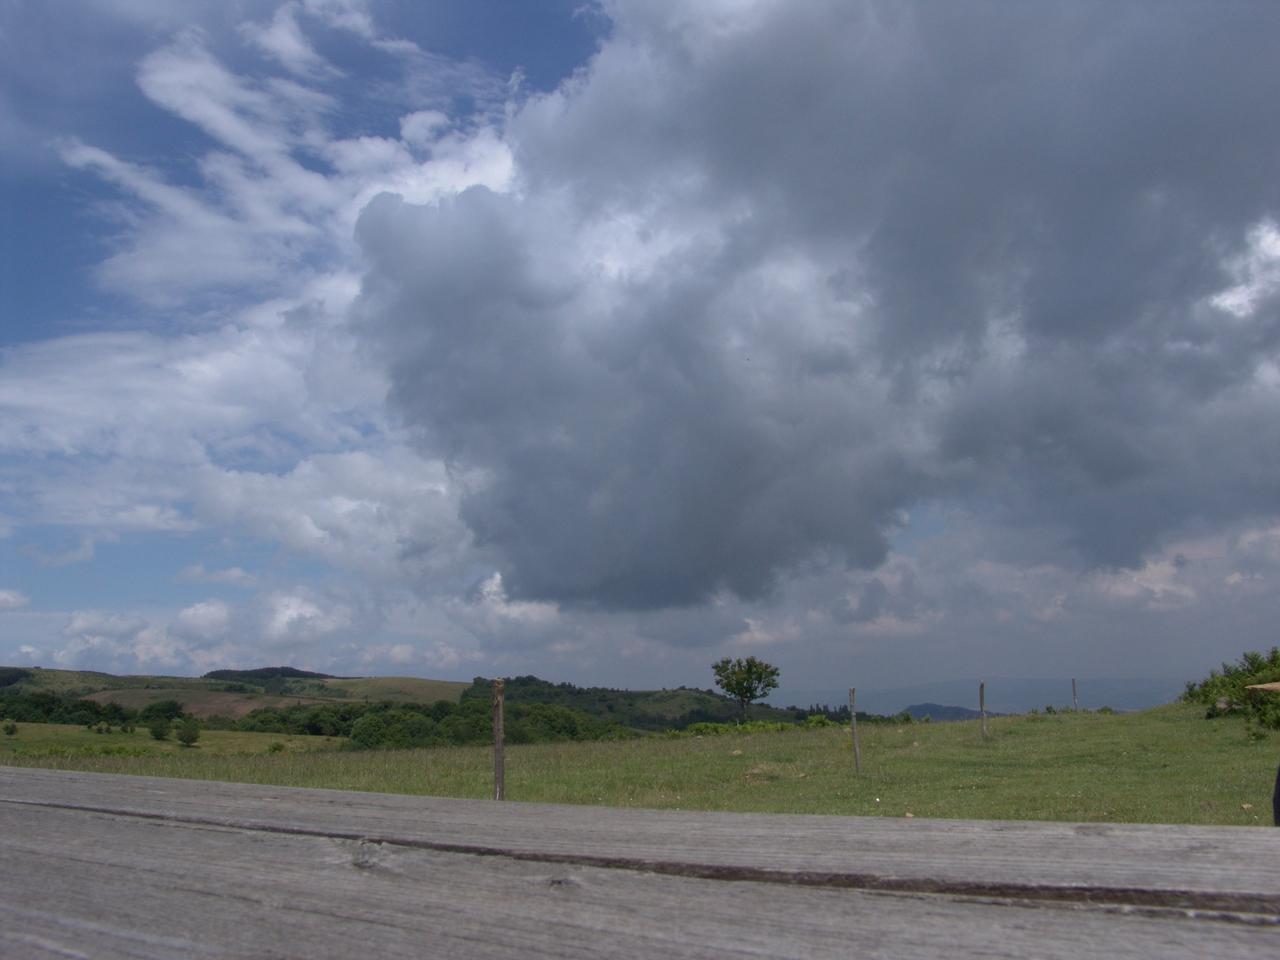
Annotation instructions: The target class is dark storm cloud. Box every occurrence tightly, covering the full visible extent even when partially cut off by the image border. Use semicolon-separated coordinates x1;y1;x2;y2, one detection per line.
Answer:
356;0;1280;609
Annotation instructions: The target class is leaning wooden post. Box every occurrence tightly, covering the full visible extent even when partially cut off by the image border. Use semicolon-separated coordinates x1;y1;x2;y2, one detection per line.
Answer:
1072;678;1079;711
492;677;506;801
980;681;988;739
849;687;862;775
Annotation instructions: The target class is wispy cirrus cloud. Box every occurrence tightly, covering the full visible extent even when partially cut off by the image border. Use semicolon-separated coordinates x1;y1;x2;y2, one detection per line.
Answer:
240;3;339;79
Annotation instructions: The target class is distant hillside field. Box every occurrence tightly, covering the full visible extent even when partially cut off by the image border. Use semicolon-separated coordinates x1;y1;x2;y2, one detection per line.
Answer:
1;666;468;718
82;688;339;720
5;667;230;697
317;677;468;703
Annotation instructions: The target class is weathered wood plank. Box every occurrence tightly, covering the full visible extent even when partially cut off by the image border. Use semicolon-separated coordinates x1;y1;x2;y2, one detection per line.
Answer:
1;801;1277;960
3;767;1278;905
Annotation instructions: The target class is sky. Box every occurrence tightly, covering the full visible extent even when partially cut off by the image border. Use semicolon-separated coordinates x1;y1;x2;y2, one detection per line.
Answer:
2;0;1280;706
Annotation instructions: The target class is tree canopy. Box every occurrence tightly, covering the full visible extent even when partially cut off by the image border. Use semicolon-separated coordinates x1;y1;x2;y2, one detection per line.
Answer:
712;657;780;720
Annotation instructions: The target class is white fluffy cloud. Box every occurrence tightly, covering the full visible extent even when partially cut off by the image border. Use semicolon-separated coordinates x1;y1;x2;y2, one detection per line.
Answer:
261;590;353;642
173;599;233;640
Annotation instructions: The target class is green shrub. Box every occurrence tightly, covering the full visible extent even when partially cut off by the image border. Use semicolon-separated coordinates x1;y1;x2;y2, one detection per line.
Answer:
3;721;17;736
139;700;186;722
148;717;171;741
674;720;793;738
349;713;388;749
176;717;200;747
1184;648;1280;729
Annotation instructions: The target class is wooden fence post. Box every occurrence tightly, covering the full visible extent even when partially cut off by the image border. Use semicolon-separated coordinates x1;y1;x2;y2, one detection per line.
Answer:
492;678;505;801
1273;763;1279;827
980;681;987;739
849;687;862;775
1072;678;1079;711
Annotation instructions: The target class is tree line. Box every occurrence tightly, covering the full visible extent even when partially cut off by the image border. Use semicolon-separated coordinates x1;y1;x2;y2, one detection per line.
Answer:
0;690;159;726
233;697;634;748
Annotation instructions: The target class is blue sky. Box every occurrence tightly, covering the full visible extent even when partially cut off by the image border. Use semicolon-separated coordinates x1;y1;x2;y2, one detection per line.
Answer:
3;1;1280;704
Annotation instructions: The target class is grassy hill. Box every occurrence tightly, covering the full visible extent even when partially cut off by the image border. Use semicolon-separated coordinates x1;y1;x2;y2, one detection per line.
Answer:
1;665;864;727
1;667;231;697
317;676;469;703
0;665;468;720
459;675;798;730
80;688;340;719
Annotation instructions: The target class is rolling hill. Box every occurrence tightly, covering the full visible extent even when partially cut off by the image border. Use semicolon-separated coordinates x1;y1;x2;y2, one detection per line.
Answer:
0;666;469;720
458;675;798;730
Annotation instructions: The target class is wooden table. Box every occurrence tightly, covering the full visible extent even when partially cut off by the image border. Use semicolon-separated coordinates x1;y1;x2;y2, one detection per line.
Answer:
2;767;1278;958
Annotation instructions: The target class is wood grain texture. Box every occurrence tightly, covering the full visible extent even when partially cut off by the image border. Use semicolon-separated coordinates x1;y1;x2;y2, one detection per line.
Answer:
2;767;1279;959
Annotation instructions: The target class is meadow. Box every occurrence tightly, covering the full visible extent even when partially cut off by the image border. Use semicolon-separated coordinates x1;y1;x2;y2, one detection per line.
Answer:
2;701;1276;826
0;723;340;759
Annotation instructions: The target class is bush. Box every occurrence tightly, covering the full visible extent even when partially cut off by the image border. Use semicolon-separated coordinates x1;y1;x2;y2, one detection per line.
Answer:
675;720;793;737
139;700;186;722
176;717;201;747
804;715;839;728
148;717;171;741
349;713;388;749
3;721;17;736
1184;648;1280;729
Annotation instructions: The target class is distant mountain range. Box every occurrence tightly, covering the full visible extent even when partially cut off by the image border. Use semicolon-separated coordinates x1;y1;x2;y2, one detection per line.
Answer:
900;703;997;722
774;677;1185;716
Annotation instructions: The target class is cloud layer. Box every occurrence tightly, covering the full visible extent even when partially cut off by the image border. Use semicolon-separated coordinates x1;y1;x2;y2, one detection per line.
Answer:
4;1;1280;690
357;0;1280;610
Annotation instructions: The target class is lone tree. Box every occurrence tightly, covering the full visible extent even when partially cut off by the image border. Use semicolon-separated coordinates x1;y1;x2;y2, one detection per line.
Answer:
712;656;780;721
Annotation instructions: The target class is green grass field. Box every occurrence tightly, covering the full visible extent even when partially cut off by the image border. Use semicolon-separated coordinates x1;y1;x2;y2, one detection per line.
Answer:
2;702;1275;826
0;722;344;759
